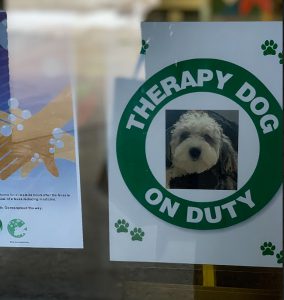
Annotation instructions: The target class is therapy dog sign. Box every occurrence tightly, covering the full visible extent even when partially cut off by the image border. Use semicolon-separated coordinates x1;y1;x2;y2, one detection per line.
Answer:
117;59;281;230
109;22;282;267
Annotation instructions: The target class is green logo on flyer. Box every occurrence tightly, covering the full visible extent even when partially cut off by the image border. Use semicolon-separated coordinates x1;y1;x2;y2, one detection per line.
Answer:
7;219;27;238
116;59;282;230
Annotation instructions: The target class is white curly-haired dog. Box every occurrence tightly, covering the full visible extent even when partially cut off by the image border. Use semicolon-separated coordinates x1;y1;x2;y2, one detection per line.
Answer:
167;111;237;190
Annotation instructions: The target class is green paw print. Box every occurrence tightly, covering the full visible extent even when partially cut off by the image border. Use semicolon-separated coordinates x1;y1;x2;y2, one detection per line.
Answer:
130;227;145;241
276;251;283;264
140;40;149;55
261;40;278;56
260;242;276;256
278;52;283;64
115;219;129;233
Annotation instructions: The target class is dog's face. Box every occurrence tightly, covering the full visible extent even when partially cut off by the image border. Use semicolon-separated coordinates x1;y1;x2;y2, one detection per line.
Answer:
170;111;222;175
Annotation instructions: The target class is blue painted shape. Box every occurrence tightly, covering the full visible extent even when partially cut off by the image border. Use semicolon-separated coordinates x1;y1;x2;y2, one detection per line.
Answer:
0;11;10;112
0;21;8;50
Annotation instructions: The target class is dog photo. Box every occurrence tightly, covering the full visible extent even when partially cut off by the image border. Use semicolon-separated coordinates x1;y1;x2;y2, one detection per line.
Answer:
166;110;238;190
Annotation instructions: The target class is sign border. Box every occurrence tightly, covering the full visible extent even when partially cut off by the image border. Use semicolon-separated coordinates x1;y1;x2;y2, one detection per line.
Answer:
116;59;282;230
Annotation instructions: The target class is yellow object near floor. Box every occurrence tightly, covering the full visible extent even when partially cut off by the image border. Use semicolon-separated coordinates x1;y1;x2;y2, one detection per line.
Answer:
203;265;215;287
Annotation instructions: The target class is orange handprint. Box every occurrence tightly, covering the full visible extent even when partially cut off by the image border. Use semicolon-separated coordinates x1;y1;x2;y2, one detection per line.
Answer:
0;87;75;180
20;132;75;177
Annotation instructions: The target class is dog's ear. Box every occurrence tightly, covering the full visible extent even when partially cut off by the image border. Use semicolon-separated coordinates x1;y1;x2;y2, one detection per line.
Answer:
206;110;238;152
220;134;237;178
166;126;173;168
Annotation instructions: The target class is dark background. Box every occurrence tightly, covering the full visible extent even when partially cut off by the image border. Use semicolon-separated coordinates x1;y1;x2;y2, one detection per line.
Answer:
0;0;282;299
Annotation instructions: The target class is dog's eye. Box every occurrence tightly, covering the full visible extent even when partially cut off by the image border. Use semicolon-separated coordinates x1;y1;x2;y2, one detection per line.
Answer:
180;132;190;142
203;134;214;144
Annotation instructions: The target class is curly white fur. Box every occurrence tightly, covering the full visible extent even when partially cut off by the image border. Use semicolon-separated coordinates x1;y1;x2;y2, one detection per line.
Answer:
167;111;237;189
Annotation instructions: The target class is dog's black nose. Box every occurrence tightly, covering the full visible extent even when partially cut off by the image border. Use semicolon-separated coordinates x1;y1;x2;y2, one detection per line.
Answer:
189;147;201;160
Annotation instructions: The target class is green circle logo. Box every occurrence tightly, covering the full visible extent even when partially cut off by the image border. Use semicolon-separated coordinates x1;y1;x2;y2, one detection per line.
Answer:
116;59;282;230
7;219;27;238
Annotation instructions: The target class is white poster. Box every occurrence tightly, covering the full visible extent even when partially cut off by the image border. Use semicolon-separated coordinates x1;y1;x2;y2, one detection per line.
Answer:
0;13;83;248
109;22;282;267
